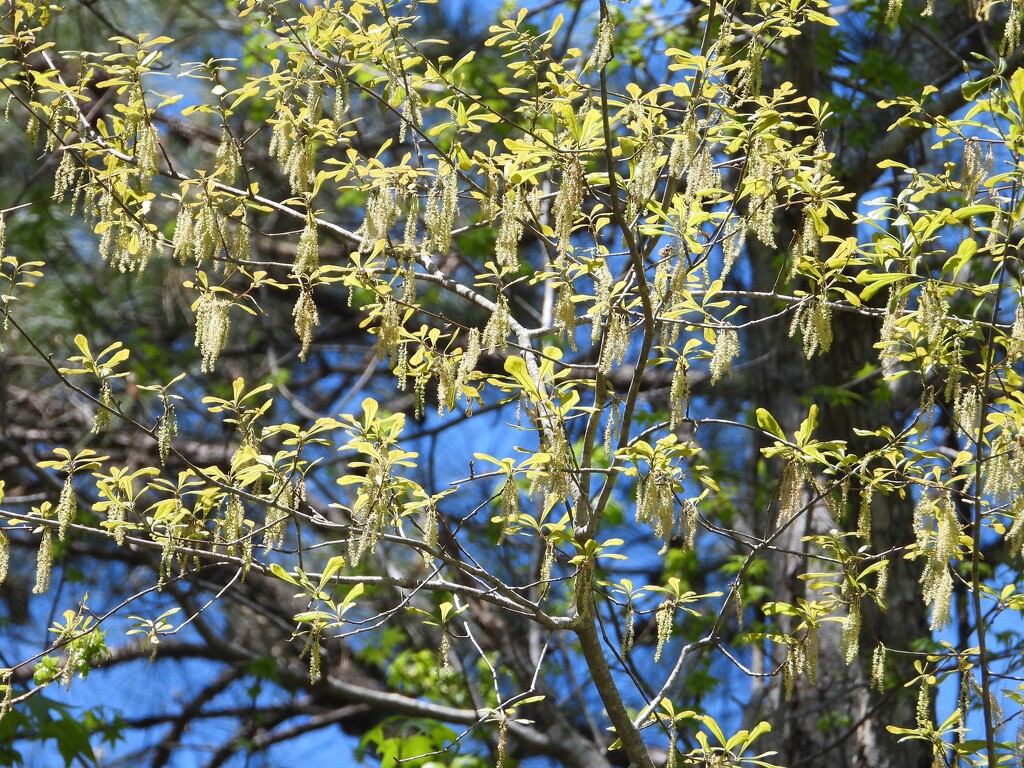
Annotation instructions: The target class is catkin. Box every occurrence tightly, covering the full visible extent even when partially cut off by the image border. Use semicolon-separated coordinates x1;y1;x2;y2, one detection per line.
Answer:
56;474;77;541
588;14;614;70
195;295;231;373
293;288;319;361
871;644;886;690
654;600;674;662
295;217;319;275
455;328;481;397
0;530;8;586
553;160;583;262
710;325;739;384
34;528;52;594
482;296;511;353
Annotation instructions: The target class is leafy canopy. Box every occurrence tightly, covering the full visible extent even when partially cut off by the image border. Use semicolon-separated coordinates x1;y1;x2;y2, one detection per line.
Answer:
2;1;1024;767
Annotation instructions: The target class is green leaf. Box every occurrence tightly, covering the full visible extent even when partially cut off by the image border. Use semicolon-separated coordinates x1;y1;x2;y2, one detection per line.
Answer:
961;76;993;101
504;355;536;392
269;563;300;586
795;404;818;447
857;272;910;302
756;408;786;440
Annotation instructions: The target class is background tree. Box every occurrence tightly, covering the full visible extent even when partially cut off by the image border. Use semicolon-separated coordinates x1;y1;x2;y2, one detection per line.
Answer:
1;1;1024;767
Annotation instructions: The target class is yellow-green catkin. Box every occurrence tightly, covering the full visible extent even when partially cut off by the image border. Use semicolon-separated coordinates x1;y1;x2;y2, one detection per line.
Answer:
413;369;428;419
684;147;720;205
876;558;889;606
24;114;39;147
916;681;930;729
158;513;178;587
106;493;128;545
358;187;398;255
348;472;391;568
223;494;244;553
92;380;113;434
637;471;676;551
784;642;804;701
553;159;583;263
54;149;77;203
215;127;242;183
531;421;575;508
953;384;982;440
960;138;984;202
435;355;457;416
990;430;1024;503
437;628;451;671
918;282;947;354
496;714;509;768
0;530;8;586
666;731;678;768
286;138;314;196
622;602;635;655
654;600;674;662
333;78;350;125
497;476;519;544
306;622;322;683
263;480;291;552
537;537;554;601
789;297;833;358
157;400;177;465
722;221;746;280
746;138;776;248
482;295;511;353
680;498;698;551
195;295;231;373
421;503;438;565
858;483;873;542
878;287;906;379
792;212;820;273
841;599;861;665
915;492;957;630
603;400;621;458
777;461;806;527
587;13;614;71
294;216;319;275
293;288;319;361
957;669;972;740
885;0;903;27
590;262;613;346
987;207;1006;252
709;325;739;384
1008;303;1024;360
455;328;481;397
804;626;819;685
598;310;629;374
0;675;11;724
871;644;886;690
56;474;77;541
668;115;698;179
554;284;578;349
33;527;52;594
495;185;526;268
376;294;404;366
425;167;458;255
627;141;660;223
172;203;194;264
136;123;160;186
1004;0;1022;55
